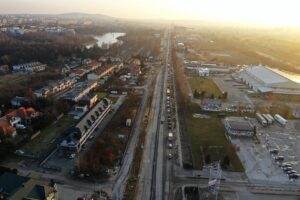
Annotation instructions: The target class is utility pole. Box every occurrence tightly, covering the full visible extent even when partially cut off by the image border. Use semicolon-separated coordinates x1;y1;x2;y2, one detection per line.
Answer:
208;161;222;200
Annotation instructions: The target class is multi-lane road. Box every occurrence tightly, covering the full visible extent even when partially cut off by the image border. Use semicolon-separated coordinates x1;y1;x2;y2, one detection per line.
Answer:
135;26;181;200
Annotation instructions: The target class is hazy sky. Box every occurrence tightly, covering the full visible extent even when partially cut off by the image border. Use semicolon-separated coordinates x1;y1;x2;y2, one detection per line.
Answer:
1;0;300;26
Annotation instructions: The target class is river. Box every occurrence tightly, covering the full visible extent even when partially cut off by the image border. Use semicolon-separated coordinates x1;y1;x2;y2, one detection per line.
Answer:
85;32;126;49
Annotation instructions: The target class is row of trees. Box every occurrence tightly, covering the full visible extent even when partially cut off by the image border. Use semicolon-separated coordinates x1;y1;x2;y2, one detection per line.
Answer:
194;89;228;99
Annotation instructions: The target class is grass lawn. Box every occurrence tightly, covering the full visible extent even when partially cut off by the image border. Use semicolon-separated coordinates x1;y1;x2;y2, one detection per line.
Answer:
97;92;108;99
186;104;244;172
97;92;119;104
188;76;222;99
22;116;76;156
108;96;119;104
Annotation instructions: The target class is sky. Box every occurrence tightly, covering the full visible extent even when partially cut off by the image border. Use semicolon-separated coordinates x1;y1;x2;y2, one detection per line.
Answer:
1;0;300;27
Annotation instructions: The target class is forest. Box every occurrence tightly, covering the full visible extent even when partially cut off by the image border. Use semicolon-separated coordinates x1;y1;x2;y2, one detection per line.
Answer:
0;32;94;66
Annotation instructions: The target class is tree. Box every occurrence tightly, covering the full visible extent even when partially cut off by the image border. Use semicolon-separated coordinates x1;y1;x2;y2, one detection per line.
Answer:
223;91;228;99
200;91;205;99
221;155;230;169
253;126;257;137
194;89;200;98
205;154;211;164
210;94;215;99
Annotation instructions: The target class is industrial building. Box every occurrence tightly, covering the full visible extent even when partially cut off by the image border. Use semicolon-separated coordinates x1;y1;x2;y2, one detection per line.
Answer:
224;117;254;137
240;66;300;95
60;98;112;153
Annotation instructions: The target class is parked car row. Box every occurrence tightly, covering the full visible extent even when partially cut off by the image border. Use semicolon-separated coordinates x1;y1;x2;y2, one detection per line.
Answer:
270;149;299;180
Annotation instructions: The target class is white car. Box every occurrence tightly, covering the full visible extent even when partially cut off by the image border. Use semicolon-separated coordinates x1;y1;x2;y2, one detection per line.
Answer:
69;153;76;159
16;124;26;129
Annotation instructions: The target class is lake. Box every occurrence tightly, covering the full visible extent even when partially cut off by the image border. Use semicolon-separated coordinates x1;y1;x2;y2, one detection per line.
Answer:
85;32;126;49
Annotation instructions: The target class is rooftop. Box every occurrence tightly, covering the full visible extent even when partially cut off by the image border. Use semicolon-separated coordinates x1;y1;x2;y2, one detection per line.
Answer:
243;66;293;85
225;117;254;132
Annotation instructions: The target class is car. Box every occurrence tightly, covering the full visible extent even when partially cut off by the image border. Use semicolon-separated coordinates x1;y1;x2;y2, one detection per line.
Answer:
269;149;279;154
274;156;284;161
283;167;293;172
289;174;300;179
168;143;173;149
286;170;297;175
69;153;76;159
16;124;26;129
168;153;172;159
281;163;292;168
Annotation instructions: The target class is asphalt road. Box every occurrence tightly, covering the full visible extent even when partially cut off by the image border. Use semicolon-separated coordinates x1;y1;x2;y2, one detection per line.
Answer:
136;64;164;199
136;27;174;200
111;70;155;200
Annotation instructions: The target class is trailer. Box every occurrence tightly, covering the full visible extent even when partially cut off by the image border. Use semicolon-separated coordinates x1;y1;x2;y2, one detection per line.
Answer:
274;114;287;126
262;114;273;125
266;114;274;123
256;113;267;126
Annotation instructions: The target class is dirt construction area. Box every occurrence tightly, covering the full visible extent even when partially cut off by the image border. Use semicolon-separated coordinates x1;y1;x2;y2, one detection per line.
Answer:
230;118;300;185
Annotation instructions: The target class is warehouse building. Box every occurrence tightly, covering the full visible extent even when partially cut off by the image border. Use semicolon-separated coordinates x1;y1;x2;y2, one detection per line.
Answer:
224;117;254;137
240;66;300;95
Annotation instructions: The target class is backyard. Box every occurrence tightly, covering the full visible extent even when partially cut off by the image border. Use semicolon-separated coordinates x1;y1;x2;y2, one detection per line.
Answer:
22;115;76;156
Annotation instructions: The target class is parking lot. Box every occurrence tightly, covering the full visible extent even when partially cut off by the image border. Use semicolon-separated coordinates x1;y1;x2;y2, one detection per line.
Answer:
231;118;300;184
213;75;253;106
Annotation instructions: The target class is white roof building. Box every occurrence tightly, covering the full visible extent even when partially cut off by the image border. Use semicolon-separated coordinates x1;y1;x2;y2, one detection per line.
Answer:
240;66;300;95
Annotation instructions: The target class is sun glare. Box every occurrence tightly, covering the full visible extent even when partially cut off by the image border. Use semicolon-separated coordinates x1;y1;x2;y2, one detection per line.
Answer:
165;0;300;26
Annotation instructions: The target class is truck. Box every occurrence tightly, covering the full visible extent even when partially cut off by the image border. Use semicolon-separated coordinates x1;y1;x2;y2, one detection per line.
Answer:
274;114;287;126
262;114;273;125
168;132;173;141
266;114;274;123
256;113;267;126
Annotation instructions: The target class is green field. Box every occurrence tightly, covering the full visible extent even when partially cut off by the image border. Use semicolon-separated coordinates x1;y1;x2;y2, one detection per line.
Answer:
188;77;222;99
186;104;244;172
97;92;108;99
22;116;75;155
97;92;119;104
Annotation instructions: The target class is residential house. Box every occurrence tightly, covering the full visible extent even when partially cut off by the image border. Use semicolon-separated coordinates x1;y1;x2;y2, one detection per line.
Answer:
60;80;98;102
0;107;41;138
0;172;57;200
12;62;46;72
34;78;77;98
87;62;123;81
0;65;10;73
10;96;29;107
61;98;112;153
130;65;142;77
